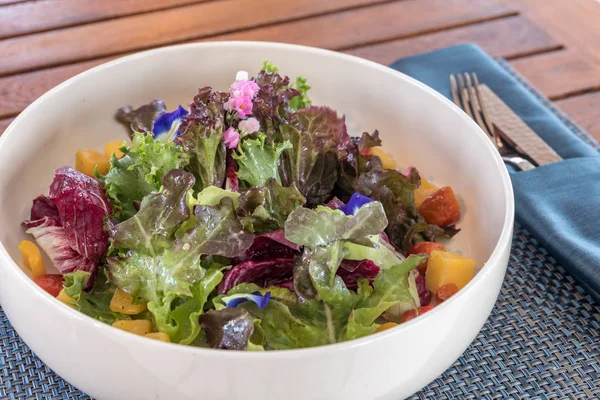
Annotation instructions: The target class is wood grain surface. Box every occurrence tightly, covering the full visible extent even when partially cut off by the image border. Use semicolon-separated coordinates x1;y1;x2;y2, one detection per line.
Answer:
0;0;599;142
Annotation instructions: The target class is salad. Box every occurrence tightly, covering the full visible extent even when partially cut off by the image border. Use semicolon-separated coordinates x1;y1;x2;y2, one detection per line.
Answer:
19;62;475;350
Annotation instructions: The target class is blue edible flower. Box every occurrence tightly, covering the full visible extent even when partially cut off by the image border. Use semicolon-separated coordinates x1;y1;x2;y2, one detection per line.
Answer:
152;105;188;141
339;193;374;216
223;291;271;309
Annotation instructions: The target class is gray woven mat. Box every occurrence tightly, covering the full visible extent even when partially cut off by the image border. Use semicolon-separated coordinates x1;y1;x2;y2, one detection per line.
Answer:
2;59;600;400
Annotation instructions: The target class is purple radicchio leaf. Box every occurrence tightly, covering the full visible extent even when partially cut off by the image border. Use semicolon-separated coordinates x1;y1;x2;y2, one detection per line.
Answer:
337;259;380;291
115;99;166;138
414;269;431;306
218;258;296;294
48;167;111;263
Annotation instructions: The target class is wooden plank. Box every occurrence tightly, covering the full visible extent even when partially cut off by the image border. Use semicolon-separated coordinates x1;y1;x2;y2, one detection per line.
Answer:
500;0;600;67
0;0;517;119
0;0;396;76
345;16;561;65
555;92;600;142
211;0;517;50
511;50;600;100
0;117;14;135
0;0;214;40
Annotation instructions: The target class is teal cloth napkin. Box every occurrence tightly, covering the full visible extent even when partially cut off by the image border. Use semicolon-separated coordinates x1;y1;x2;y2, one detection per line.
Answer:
390;44;600;302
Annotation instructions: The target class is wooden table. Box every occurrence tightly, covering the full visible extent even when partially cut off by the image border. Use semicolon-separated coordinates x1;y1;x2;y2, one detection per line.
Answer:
0;0;599;144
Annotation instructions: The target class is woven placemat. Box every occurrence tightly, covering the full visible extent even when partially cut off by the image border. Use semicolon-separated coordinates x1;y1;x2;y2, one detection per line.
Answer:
2;59;600;400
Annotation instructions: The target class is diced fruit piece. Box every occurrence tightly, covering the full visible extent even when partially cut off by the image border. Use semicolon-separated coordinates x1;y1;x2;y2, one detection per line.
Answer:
414;178;439;208
33;274;64;297
145;332;171;342
104;140;127;159
436;283;459;303
401;305;434;323
418;186;460;227
19;240;45;278
56;289;76;306
406;241;445;274
110;288;147;315
112;320;153;336
364;147;397;170
376;322;398;333
425;250;475;293
76;149;110;177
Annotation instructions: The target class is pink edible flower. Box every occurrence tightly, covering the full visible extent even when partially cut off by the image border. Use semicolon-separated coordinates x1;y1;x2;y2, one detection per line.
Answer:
227;95;253;119
238;117;260;136
224;127;240;149
231;80;260;99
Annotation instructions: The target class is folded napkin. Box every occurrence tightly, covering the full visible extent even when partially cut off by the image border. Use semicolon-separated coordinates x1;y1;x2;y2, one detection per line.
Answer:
390;44;600;302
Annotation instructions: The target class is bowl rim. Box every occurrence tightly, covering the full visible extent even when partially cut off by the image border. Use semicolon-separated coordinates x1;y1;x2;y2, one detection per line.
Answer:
0;40;515;358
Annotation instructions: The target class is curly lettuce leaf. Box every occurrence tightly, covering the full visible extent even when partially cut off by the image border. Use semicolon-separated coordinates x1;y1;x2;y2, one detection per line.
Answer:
284;201;387;247
252;70;300;137
238;178;306;233
176;87;229;192
345;255;425;339
278;106;352;206
233;133;292;188
102;132;186;220
357;169;447;251
115;99;166;138
288;76;311;112
261;60;279;74
111;169;193;256
63;270;130;325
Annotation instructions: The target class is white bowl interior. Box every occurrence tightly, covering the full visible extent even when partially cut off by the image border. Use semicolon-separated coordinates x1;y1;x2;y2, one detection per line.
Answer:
0;42;512;400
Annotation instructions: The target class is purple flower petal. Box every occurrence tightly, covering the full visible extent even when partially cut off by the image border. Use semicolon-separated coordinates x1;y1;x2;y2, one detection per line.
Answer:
152;105;188;140
224;291;271;309
339;193;374;216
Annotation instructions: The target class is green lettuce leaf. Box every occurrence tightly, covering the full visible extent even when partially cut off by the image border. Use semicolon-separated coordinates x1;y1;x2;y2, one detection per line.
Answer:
111;169;194;256
278;107;350;206
288;76;311;112
63;270;130;324
233;133;292;188
176;123;226;193
284;201;388;247
356;169;447;251
345;255;425;340
102;132;186;220
343;235;403;270
238;178;306;233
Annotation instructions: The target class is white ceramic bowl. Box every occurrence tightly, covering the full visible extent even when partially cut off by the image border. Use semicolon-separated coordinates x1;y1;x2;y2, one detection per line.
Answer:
0;42;514;400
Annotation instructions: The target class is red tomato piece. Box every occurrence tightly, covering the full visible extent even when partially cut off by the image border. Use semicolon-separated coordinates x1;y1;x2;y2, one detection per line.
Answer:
33;274;64;297
401;305;434;323
418;186;461;227
406;242;445;273
436;283;459;303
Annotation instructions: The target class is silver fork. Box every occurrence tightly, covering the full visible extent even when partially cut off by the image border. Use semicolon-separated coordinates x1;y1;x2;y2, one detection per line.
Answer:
450;73;535;171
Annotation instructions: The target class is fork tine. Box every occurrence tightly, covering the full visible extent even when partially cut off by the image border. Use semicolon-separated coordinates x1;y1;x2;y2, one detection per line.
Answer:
449;74;460;107
456;74;474;119
471;73;503;149
463;73;493;140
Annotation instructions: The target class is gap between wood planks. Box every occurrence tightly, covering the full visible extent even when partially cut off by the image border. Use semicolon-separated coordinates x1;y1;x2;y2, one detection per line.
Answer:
0;0;405;77
0;0;223;40
0;15;562;121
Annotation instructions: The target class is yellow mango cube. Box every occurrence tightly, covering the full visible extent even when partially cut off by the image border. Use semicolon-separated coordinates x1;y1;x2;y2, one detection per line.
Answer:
145;332;171;342
367;147;397;170
18;240;45;278
376;322;398;333
414;178;439;208
110;288;147;315
76;149;110;177
56;289;76;306
104;140;127;159
426;250;475;293
112;320;153;336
